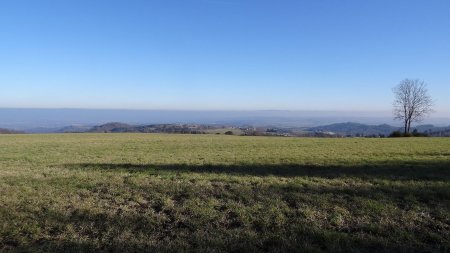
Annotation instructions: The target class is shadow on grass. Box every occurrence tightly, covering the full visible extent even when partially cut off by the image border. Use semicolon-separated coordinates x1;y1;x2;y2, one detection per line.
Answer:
63;160;450;181
4;162;449;252
4;180;449;253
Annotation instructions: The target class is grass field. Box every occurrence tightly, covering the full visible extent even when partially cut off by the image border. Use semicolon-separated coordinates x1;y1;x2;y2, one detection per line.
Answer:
0;134;449;252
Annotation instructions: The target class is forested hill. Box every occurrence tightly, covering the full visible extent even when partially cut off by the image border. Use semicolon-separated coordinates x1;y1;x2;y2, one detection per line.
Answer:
87;122;210;134
0;128;23;134
307;123;397;136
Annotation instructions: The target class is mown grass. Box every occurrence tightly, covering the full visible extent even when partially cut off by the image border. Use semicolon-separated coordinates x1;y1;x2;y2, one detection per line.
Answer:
0;134;449;252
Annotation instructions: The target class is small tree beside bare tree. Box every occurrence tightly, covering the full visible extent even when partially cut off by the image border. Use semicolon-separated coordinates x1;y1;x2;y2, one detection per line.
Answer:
393;79;433;135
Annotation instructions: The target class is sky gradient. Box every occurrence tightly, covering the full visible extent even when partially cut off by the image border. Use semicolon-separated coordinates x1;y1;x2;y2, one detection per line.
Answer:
1;0;449;115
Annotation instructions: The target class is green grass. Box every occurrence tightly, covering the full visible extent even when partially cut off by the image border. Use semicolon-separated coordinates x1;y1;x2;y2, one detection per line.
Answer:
0;134;449;252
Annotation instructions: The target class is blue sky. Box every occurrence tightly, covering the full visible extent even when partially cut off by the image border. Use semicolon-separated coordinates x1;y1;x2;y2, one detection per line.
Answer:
0;0;449;115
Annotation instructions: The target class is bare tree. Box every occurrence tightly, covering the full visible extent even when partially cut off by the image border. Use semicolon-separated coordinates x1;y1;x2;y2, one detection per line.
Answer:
393;79;433;134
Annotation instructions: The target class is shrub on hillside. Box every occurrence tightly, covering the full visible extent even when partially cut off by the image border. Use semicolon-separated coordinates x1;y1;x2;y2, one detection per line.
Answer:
389;131;403;137
389;130;428;137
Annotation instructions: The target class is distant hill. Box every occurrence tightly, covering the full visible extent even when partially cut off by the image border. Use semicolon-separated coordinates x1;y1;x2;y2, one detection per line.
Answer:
88;122;450;137
425;128;450;137
87;122;210;134
0;128;23;134
413;125;450;136
307;122;450;137
10;120;450;137
307;122;398;136
88;122;134;133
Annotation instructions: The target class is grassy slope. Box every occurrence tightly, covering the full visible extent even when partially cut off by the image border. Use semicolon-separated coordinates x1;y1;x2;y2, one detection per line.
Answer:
0;134;449;252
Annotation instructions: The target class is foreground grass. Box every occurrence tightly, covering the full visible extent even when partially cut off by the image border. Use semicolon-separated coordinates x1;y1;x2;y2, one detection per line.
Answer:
0;134;449;252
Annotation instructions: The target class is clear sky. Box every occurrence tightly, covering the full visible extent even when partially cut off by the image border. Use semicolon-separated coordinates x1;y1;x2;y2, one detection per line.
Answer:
0;0;449;115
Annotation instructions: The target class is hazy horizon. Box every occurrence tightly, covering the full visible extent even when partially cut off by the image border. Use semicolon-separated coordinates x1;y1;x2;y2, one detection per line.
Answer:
1;108;450;131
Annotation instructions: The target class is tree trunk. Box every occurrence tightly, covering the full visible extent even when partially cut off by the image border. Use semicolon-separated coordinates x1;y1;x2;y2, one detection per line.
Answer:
404;120;408;135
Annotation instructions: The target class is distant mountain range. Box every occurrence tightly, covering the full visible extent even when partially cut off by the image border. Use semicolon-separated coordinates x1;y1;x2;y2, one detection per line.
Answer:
2;108;450;132
3;121;448;137
85;122;448;137
0;107;449;137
